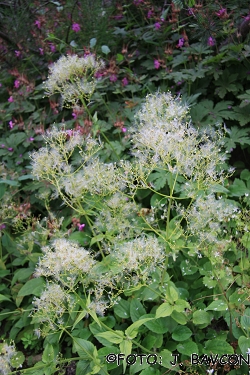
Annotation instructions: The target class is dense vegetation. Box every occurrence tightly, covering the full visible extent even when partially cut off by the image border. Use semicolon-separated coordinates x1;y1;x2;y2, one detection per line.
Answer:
0;1;250;374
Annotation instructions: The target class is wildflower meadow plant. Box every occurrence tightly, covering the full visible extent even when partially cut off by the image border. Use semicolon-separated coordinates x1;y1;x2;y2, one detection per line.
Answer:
29;89;249;374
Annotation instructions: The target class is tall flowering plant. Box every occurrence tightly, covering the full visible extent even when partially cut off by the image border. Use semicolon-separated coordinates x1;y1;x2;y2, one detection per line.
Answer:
29;56;249;374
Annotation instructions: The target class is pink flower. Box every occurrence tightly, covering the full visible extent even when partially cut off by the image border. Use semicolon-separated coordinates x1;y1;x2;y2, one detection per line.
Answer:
176;38;185;48
35;20;41;29
122;127;127;133
147;10;153;18
215;8;227;18
39;48;44;55
9;121;14;129
207;37;215;46
29;137;34;141
49;43;56;53
15;50;21;58
8;148;13;152
109;74;118;82
14;80;20;88
154;59;160;69
122;77;129;86
154;22;161;30
8;96;14;103
77;223;85;231
72;23;81;32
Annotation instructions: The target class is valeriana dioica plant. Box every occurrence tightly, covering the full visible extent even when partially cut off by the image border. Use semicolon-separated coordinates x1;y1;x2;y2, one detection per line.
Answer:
30;92;249;375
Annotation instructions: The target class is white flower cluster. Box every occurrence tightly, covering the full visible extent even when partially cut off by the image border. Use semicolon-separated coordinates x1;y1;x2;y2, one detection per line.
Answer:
178;194;239;244
32;283;70;330
94;193;140;238
44;54;105;105
112;236;165;276
0;342;17;375
34;238;95;285
62;159;125;198
131;92;226;190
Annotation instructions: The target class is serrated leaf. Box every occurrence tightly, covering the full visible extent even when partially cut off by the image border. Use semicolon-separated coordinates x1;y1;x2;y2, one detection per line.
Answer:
238;336;250;355
193;310;211;326
177;341;198;356
205;300;228;311
172;326;192;341
204;339;234;355
155;303;174;319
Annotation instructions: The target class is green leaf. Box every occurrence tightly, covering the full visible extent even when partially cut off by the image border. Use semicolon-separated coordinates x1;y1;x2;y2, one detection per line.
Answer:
160;349;177;369
177;341;198;356
0;179;19;186
42;344;54;363
10;351;25;368
114;298;130;319
12;268;34;286
205;300;228;312
228;178;249;197
193;310;211;326
130;299;146;322
17;277;45;297
95;331;124;344
171;310;187;325
120;340;132;374
90;233;104;246
155;303;174;319
142;314;169;334
238;336;250;355
204;339;234;355
101;45;111;55
73;337;98;360
0;294;11;302
125;318;154;339
148;170;168;191
172;326;192;341
174;299;190;312
90;38;97;48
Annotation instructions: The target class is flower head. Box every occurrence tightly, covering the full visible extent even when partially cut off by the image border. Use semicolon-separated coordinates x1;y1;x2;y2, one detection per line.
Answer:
154;59;160;69
154;22;161;30
44;54;105;106
72;22;81;32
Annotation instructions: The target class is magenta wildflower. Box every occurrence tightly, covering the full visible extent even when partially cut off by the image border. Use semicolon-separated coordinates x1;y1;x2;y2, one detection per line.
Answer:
39;48;44;55
122;77;129;86
207;37;215;46
109;74;118;82
154;59;160;69
14;80;20;88
154;22;161;30
215;8;227;18
72;23;81;32
0;224;6;230
8;148;13;152
9;121;14;129
122;127;127;133
176;38;185;48
72;113;77;120
29;137;35;141
49;43;56;53
35;20;41;29
147;10;153;18
77;223;85;231
8;96;14;103
15;50;21;57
